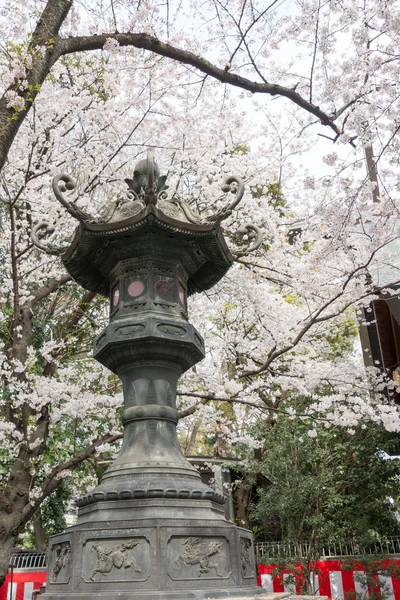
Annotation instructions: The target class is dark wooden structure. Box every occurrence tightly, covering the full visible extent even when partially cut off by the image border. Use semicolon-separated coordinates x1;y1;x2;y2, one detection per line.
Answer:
359;294;400;403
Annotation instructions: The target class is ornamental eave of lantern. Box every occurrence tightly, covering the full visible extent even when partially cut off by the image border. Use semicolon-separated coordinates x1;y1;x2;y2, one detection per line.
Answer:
31;149;262;296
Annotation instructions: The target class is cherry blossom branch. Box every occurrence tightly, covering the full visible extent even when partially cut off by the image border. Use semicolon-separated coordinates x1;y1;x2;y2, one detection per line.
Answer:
59;33;342;137
240;245;387;378
215;0;280;83
0;1;356;175
9;205;19;322
22;431;123;522
177;392;216;418
0;0;73;173
177;390;331;421
178;391;263;414
309;0;321;104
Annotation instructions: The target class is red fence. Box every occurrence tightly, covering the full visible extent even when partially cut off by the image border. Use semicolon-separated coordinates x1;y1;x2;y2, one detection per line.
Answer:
258;560;400;600
0;571;46;600
2;561;400;599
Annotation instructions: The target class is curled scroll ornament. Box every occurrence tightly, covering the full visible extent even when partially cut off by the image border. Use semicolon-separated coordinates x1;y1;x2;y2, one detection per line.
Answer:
205;174;262;257
31;222;69;256
31;174;95;254
52;173;93;222
206;175;245;223
234;223;263;258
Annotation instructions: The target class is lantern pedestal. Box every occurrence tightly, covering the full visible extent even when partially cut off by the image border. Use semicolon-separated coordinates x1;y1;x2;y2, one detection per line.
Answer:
44;506;265;599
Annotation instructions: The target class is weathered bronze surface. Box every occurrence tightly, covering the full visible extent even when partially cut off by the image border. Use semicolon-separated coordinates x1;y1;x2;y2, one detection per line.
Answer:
34;151;270;599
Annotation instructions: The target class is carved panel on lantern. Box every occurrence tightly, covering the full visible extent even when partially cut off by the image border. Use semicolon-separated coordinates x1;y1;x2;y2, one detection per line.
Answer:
147;421;157;444
82;537;151;583
194;333;204;348
124;301;147;311
166;422;176;446
115;323;145;337
167;536;231;580
147;380;157;403
153;266;175;277
119;202;142;219
157;323;187;337
166;384;174;407
128;382;137;406
154;301;176;310
239;538;255;578
96;332;107;349
49;540;72;584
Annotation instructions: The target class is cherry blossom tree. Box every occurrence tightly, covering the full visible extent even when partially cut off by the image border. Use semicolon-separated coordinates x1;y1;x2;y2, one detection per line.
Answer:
1;0;400;581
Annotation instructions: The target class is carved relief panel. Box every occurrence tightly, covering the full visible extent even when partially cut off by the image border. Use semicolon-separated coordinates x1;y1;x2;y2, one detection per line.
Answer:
167;536;231;580
49;540;72;584
239;537;255;579
82;537;151;583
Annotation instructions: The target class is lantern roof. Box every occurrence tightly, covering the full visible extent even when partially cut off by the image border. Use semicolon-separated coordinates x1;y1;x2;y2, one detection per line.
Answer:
31;149;262;295
61;204;233;297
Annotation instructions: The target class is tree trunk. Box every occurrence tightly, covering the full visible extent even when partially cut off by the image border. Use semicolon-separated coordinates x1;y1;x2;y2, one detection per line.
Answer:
0;0;72;173
0;448;35;581
0;534;15;588
185;419;201;455
33;518;47;552
0;489;33;585
235;485;250;529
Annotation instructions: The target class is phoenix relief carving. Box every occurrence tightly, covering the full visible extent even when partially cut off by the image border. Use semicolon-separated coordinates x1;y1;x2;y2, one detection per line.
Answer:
240;538;254;576
174;537;224;577
90;539;142;581
51;542;71;582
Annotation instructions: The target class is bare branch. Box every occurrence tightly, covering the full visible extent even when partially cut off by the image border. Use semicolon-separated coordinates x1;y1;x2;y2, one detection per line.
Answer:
64;290;96;329
31;274;72;306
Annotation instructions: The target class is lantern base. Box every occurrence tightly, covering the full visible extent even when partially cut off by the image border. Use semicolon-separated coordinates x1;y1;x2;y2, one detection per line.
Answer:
41;499;264;600
41;590;289;599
